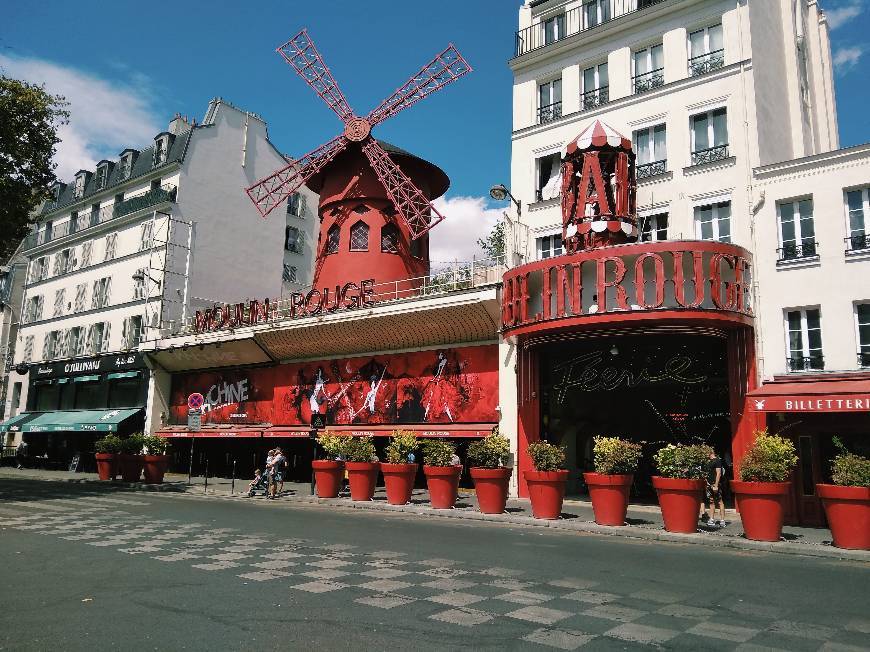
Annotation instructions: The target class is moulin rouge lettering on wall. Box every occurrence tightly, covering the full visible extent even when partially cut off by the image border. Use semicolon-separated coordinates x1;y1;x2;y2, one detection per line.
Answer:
194;279;375;334
551;350;708;403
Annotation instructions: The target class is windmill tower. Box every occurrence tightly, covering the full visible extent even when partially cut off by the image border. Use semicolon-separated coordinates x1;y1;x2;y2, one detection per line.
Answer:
245;30;471;291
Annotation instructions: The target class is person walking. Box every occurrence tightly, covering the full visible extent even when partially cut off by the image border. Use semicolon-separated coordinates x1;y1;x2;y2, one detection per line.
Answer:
264;449;275;499
704;449;728;527
272;447;287;497
15;440;28;469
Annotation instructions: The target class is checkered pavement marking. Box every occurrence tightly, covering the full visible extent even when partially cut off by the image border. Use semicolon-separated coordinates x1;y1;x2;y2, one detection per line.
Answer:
523;627;595;650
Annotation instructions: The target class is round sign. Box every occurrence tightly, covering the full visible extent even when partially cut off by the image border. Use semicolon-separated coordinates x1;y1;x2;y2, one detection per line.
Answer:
187;392;204;410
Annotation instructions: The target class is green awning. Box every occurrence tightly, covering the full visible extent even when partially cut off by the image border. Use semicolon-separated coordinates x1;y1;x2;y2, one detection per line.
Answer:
107;371;141;380
0;412;38;433
21;408;143;433
72;375;101;383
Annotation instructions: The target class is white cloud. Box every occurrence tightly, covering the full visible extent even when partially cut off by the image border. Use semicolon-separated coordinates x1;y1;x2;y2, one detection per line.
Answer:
832;45;865;72
0;54;162;180
825;1;864;29
429;195;503;264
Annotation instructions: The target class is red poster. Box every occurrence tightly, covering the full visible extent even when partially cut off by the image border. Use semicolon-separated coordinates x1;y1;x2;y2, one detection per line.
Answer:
169;345;498;426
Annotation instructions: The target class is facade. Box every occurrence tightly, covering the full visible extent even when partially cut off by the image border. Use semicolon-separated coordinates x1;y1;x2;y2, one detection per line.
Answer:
0;98;318;465
0;247;28;430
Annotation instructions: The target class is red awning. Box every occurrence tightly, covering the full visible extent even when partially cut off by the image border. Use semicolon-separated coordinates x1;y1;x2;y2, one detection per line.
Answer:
747;376;870;412
262;427;311;438
156;428;263;438
157;424;496;438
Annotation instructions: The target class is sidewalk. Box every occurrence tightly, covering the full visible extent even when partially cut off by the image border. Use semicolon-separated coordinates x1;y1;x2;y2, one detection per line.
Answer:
2;467;867;562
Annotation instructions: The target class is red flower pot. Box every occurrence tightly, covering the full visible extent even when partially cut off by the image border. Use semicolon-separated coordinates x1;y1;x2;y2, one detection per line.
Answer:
424;465;461;509
312;460;344;498
345;461;380;501
584;472;633;526
652;476;706;533
381;463;417;505
95;453;118;481
817;484;870;550
525;470;569;519
143;454;170;484
118;454;143;482
470;467;512;514
731;480;791;542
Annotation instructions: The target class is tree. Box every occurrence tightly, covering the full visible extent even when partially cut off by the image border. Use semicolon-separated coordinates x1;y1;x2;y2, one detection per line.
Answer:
476;219;505;260
0;76;69;260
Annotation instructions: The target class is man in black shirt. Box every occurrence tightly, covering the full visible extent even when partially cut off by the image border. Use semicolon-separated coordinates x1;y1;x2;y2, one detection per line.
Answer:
704;450;727;527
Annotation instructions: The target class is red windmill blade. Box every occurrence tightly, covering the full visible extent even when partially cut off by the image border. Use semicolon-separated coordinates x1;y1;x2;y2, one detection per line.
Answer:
244;28;472;240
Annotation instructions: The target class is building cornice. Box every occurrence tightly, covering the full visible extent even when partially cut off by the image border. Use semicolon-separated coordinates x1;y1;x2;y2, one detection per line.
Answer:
753;142;870;183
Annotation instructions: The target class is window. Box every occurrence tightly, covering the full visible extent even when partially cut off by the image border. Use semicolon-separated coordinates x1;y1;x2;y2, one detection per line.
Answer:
153;137;168;166
535;153;562;202
778;199;816;261
103;233;117;261
582;0;610;29
633;124;667;178
74;283;87;312
22;335;34;363
287;193;304;217
633;44;664;93
139;221;154;251
119;154;133;180
133;268;147;300
282;264;297;284
538;78;562;124
537;234;563;260
95;164;108;189
542;12;565;45
325;225;340;254
52;250;69;276
88;203;100;228
24;295;44;323
285;225;304;254
640;213;668;242
122;316;143;349
694;201;731;243
350;221;369;251
80;241;92;268
857;304;870;367
786;308;823;371
689;24;724;76
581;63;609;109
53;289;65;318
69;326;86;357
91;277;112;309
73;173;86;198
29;257;48;282
690;108;729;164
43;331;60;360
846;188;869;251
381;223;400;254
87;322;110;354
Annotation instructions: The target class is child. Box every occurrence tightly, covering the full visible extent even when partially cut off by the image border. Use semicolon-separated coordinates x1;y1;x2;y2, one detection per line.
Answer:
248;469;263;496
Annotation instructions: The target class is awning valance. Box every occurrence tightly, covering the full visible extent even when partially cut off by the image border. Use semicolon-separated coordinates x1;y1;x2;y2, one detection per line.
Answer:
0;412;37;433
20;408;144;433
747;377;870;413
156;428;263;439
156;423;497;439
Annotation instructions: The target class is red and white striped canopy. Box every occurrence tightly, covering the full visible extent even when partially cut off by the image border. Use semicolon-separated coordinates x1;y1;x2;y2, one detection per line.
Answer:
563;120;632;156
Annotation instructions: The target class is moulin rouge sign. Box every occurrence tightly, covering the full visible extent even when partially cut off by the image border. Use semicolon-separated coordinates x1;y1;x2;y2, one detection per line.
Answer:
194;279;376;334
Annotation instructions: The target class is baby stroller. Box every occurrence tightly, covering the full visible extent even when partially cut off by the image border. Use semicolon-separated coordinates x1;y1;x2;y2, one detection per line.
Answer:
247;472;270;497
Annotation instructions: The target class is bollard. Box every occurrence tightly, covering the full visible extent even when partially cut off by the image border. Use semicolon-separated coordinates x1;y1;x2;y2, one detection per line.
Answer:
188;438;195;486
231;460;236;495
204;459;208;494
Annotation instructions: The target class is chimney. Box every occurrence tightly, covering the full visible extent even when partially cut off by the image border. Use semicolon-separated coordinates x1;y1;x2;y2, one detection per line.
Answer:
168;112;190;135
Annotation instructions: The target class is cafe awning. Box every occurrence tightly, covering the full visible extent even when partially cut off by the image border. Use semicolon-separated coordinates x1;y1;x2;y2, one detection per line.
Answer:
20;408;144;433
156;426;263;438
0;412;38;433
747;376;870;412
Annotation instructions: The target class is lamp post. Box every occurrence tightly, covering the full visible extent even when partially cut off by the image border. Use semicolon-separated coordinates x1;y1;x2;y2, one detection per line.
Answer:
489;184;522;217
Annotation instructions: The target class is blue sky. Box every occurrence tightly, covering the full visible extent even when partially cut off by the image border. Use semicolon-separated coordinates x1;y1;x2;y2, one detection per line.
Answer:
2;0;869;260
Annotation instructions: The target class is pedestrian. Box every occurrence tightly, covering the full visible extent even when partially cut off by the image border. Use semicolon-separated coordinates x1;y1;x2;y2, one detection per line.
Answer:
264;449;276;499
272;447;287;497
703;449;728;527
15;440;27;469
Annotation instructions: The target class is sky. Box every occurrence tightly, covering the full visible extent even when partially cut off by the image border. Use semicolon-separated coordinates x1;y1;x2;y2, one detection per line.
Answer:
2;0;869;262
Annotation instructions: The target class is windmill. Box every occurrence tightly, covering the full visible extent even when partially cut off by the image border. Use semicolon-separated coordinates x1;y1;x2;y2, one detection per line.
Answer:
245;29;472;290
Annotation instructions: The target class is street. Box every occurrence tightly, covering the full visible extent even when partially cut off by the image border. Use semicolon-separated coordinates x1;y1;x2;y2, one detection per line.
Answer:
0;478;868;651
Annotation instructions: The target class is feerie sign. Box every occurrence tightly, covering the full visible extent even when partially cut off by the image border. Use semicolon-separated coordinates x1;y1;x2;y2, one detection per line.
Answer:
194;279;376;334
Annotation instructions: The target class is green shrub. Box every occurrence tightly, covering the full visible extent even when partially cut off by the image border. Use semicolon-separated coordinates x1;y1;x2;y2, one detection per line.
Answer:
654;443;713;479
94;434;121;454
830;438;870;487
467;433;510;469
142;435;169;455
739;430;797;482
421;439;457;467
317;432;347;458
118;433;145;455
342;436;377;463
592;436;643;475
384;429;419;464
527;440;566;472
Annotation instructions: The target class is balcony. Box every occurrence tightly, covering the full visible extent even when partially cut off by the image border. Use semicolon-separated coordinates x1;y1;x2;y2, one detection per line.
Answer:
689;49;725;77
114;185;177;218
538;101;562;124
581;86;609;110
787;355;825;372
858;351;870;368
633;68;664;94
845;233;870;253
514;0;666;58
690;144;729;166
636;159;667;180
777;241;818;263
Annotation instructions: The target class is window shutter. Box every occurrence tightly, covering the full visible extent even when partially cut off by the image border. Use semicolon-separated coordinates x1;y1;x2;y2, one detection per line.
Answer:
101;322;111;352
104;277;112;306
121;318;130;350
43;333;52;359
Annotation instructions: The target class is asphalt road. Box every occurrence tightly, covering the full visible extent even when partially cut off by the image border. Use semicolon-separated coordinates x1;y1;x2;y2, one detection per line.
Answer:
0;479;867;651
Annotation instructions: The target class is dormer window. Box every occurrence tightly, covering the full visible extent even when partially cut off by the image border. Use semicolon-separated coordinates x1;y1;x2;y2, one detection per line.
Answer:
73;170;90;199
153;133;172;166
50;183;64;204
95;161;111;189
118;149;138;180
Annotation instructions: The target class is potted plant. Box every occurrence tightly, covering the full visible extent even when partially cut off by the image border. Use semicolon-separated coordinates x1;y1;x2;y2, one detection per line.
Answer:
583;436;643;526
118;433;145;482
468;430;512;514
524;440;569;520
94;434;121;481
313;433;346;498
142;435;171;484
422;439;461;509
382;430;419;505
731;430;798;542
342;436;380;501
652;443;712;533
816;438;870;550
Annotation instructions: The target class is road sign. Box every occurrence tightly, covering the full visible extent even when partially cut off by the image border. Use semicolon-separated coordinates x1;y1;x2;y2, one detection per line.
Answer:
310;413;326;430
187;410;202;431
187;393;204;410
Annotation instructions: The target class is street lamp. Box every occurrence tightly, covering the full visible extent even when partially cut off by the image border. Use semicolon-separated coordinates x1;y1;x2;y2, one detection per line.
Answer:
489;184;522;216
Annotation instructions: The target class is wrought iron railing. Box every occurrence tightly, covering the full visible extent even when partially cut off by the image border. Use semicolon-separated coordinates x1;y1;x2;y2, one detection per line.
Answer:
690;144;729;166
514;0;666;57
538;101;562;124
636;160;667;180
845;233;870;252
689;49;725;77
581;86;609;110
788;355;824;372
858;351;870;368
777;241;818;262
633;68;664;94
114;185;177;218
